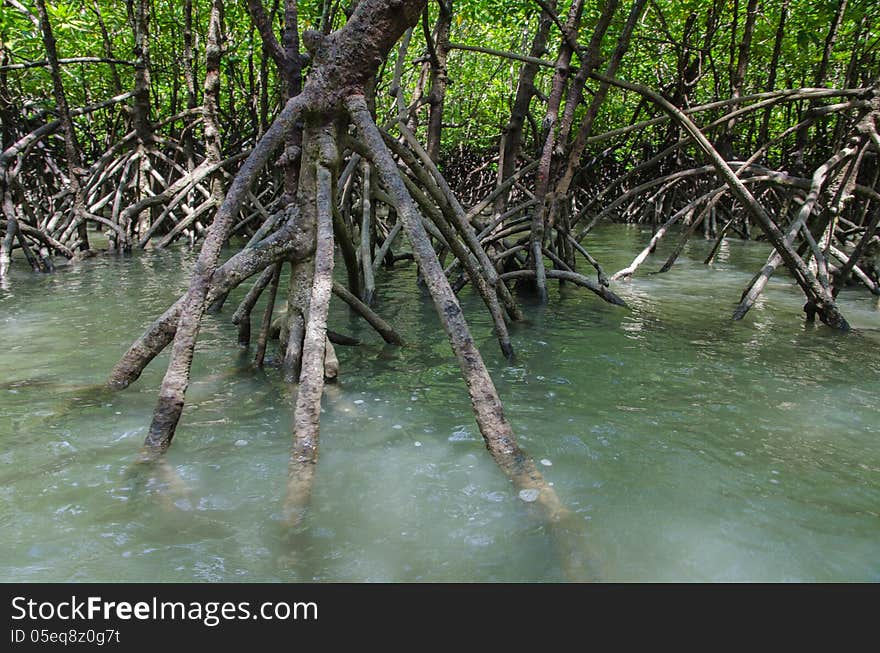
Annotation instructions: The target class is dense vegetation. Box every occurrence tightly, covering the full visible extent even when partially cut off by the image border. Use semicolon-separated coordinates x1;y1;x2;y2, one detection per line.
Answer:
1;0;878;579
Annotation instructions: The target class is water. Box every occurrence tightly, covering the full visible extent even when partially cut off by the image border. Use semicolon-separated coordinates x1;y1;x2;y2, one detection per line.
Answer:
1;225;878;582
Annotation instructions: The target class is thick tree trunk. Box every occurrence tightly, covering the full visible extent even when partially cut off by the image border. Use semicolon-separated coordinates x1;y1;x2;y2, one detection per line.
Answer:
141;0;427;455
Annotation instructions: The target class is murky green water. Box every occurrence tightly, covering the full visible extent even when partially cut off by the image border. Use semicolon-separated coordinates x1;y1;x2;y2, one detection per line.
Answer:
1;225;879;582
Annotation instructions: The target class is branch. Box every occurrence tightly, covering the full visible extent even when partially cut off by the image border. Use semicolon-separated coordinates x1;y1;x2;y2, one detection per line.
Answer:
448;43;555;68
0;57;136;72
331;281;405;345
589;71;849;329
4;0;40;29
532;0;569;41
244;0;287;67
500;269;627;306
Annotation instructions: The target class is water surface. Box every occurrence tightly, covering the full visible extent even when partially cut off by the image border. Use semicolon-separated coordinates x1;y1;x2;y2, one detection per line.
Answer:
1;225;878;581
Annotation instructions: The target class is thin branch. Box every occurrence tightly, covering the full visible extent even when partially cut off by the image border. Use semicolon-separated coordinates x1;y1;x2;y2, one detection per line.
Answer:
0;57;136;72
448;43;555;68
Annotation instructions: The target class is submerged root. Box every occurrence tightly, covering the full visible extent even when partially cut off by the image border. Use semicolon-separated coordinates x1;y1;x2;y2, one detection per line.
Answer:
125;453;193;514
347;94;600;579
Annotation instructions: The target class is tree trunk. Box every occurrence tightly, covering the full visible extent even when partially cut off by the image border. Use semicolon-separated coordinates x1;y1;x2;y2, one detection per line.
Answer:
425;1;452;163
760;0;791;145
142;0;428;455
130;0;156;243
530;0;585;302
34;0;90;251
493;1;558;215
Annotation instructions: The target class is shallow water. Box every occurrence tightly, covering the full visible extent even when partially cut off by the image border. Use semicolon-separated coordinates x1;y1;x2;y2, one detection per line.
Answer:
1;225;878;582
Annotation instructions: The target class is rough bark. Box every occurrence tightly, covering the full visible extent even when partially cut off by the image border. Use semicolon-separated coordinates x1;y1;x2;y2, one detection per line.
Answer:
493;0;557;214
34;0;90;251
359;160;376;304
591;72;850;329
140;0;427;455
347;95;598;581
285;125;337;525
109;211;305;389
424;1;452;162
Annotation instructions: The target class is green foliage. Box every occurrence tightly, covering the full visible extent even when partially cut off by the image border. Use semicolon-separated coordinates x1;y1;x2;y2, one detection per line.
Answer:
1;0;876;160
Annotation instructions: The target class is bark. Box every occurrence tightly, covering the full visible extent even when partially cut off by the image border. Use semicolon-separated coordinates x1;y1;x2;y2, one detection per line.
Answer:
33;0;90;251
731;0;758;107
494;0;557;214
233;264;277;347
381;124;522;326
203;0;226;208
88;1;124;94
182;0;198;180
254;264;282;367
245;0;304;199
0;194;16;278
556;0;646;197
332;200;361;297
499;269;627;306
141;93;307;454
285;125;337;525
347;95;598;581
591;72;850;329
141;0;427;455
282;258;312;382
281;0;303;200
246;0;286;67
398;161;514;357
733;142;860;320
424;1;452;162
360;160;376;304
555;0;620;150
331;281;404;345
760;0;791;144
129;0;156;242
529;0;585;301
282;121;322;381
816;0;848;88
109;210;305;389
714;0;758;158
793;0;848;166
835;203;880;294
134;153;249;249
